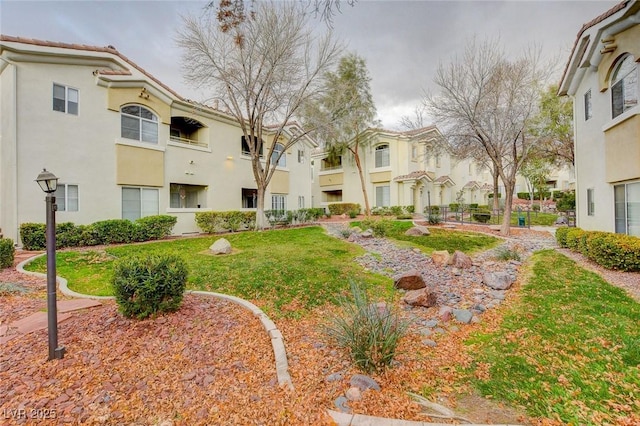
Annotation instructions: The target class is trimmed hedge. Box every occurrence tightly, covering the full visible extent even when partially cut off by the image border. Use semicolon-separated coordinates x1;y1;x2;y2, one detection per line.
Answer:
0;238;15;269
556;227;640;272
112;254;188;319
19;215;177;250
195;211;256;233
328;203;361;216
472;211;492;223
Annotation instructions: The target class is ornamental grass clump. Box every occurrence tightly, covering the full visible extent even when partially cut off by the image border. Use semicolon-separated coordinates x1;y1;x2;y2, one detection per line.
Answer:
112;254;188;319
325;281;409;373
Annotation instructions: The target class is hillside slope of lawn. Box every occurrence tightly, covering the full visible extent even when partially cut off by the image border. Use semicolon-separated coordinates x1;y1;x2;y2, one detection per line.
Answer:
25;226;392;317
466;250;640;425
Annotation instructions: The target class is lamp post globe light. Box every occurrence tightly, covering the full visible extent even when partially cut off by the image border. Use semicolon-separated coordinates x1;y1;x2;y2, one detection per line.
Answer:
35;168;65;360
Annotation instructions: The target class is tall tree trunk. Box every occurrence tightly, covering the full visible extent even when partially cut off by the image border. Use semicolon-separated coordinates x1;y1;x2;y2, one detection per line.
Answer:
492;172;500;211
255;185;267;230
351;143;371;216
500;181;514;236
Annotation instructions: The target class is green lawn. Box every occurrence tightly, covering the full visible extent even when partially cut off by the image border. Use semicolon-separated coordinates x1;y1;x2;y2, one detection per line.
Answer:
353;220;501;254
26;226;392;317
466;250;640;425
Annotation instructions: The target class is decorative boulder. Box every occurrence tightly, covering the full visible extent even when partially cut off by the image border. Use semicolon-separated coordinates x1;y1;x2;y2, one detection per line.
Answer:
451;250;473;269
209;238;232;255
350;374;381;391
393;269;426;290
361;229;374;238
404;226;430;236
431;250;451;266
453;309;473;324
483;271;515;290
439;306;454;322
403;288;437;308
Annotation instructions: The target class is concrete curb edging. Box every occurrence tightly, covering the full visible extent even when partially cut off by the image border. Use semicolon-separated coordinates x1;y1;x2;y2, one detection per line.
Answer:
327;410;523;426
16;254;294;390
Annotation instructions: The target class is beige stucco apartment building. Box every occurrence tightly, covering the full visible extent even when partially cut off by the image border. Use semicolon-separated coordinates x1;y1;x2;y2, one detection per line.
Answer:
0;36;316;243
311;127;500;213
559;0;640;236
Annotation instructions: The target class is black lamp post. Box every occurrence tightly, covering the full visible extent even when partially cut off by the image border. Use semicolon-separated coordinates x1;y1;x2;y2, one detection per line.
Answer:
35;169;65;360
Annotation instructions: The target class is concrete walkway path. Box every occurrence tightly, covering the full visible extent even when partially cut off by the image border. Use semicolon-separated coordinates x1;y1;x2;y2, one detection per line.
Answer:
0;299;102;344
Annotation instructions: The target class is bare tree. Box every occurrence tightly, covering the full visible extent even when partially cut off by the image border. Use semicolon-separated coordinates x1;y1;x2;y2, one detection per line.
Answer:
425;38;550;235
178;2;342;229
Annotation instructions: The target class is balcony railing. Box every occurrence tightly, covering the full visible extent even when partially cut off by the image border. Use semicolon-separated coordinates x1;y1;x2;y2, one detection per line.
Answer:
169;135;208;149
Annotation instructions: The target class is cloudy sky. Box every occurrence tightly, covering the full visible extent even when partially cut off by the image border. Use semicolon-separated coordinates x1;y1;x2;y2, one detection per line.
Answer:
1;0;619;129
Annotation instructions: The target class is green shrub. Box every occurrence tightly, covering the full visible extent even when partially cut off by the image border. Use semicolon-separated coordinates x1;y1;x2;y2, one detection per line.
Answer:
396;214;413;220
348;210;359;219
424;205;440;214
20;223;46;250
135;215;177;239
325;281;409;373
371;207;391;216
565;228;586;252
586;232;640;272
555;227;571;248
532;204;541;212
494;247;521;262
449;203;460;212
56;222;85;248
91;219;137;245
405;205;415;214
112;254;188;319
469;203;479;209
390;206;404;217
328;203;361;216
556;191;576;212
472;211;492;223
428;214;442;225
0;238;15;269
488;193;502;199
195;211;256;233
360;218;393;237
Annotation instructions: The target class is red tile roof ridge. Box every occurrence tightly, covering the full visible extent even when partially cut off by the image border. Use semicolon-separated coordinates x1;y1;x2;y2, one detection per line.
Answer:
559;1;630;93
1;34;185;101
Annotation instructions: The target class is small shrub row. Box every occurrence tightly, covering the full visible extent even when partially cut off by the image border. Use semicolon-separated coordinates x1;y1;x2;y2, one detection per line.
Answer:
112;254;188;319
472;210;492;223
371;206;414;217
19;215;177;250
0;238;15;269
195;211;256;233
517;191;552;200
328;203;361;216
556;227;640;272
264;208;325;226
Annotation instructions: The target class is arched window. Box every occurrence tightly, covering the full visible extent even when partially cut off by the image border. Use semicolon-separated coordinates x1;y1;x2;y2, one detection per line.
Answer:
375;144;390;168
611;54;638;118
271;142;286;167
121;105;158;143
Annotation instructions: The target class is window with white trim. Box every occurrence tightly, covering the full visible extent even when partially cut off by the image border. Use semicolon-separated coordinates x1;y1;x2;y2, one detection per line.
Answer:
375;144;390;168
54;184;79;212
587;188;595;216
611;54;638;118
271;194;286;213
298;149;305;164
170;184;206;208
375;185;390;207
615;181;640;236
121;105;158;143
272;143;286;167
584;90;592;120
298;196;305;209
122;187;159;221
53;84;78;115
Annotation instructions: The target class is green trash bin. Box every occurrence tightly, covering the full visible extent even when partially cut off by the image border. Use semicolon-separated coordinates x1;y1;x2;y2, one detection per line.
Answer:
518;216;525;227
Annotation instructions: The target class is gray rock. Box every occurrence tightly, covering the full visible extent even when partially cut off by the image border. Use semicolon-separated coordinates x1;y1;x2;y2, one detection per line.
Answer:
361;229;374;238
422;339;437;347
334;396;351;413
326;372;343;382
424;319;439;328
483;271;515;290
403;288;437;308
490;290;506;300
394;269;426;290
452;250;473;269
346;387;362;401
350;374;381;392
405;226;430;236
209;238;232;255
453;309;473;324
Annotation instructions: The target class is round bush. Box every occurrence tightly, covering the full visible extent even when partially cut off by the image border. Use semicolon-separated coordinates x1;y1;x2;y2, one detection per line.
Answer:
112;254;188;319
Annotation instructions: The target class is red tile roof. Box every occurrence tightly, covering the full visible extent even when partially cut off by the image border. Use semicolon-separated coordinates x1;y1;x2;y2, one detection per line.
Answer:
558;1;631;92
393;170;433;182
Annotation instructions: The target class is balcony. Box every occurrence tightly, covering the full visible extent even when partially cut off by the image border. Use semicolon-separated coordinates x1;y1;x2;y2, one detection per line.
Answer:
169;117;208;149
